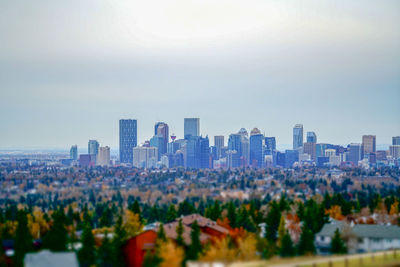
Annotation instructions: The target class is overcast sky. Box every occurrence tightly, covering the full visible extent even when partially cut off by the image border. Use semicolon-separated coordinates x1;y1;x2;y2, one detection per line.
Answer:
0;0;399;149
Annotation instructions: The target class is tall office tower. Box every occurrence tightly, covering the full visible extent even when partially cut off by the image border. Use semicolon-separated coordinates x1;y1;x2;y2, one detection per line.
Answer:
133;146;158;169
306;132;317;143
347;143;362;165
184;118;200;137
214;135;224;159
250;128;264;168
293;124;304;150
184;135;201;169
154;122;169;156
265;137;276;152
393;136;400;145
303;142;316;160
362;135;376;156
228;133;242;154
150;135;164;160
70;145;78;160
200;136;210;169
119;119;137;164
238;128;250;166
88;140;99;160
96;146;110;167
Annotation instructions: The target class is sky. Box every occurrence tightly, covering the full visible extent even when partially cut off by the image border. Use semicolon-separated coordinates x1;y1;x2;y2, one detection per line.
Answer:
0;0;399;149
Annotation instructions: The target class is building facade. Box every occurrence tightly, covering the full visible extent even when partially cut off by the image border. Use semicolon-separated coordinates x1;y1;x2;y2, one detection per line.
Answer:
70;145;78;160
184;118;200;137
119;119;137;164
96;146;110;167
293;124;304;150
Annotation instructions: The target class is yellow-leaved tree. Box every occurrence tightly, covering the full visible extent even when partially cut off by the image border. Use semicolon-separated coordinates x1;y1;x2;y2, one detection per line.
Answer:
123;210;143;238
237;234;259;261
200;237;237;263
159;240;184;267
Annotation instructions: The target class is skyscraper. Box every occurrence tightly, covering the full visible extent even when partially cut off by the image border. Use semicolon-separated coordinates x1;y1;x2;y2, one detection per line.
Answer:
214;135;224;159
362;135;376;156
119;119;137;164
347;143;361;165
184;118;200;137
150;135;164;160
303;142;316;161
306;132;317;143
228;133;242;155
96;146;110;167
393;136;400;145
70;145;78;160
293;124;303;150
199;136;210;169
250;128;264;168
184;135;200;169
154;122;169;155
88;140;99;160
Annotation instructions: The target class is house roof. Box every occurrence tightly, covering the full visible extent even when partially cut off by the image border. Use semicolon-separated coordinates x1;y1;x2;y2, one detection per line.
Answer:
180;214;229;234
317;222;400;240
25;250;79;267
160;221;210;245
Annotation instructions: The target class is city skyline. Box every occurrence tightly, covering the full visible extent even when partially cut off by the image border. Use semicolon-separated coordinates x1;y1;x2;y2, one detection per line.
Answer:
1;1;399;149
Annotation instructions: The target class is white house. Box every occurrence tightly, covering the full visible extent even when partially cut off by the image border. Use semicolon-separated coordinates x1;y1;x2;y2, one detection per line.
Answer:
315;220;400;254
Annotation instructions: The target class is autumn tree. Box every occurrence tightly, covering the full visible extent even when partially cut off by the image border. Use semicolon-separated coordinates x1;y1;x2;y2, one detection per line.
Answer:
123;210;142;238
159;240;184;267
277;216;286;247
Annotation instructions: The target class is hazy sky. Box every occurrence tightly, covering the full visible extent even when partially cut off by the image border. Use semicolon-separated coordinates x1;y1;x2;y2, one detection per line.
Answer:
1;0;399;149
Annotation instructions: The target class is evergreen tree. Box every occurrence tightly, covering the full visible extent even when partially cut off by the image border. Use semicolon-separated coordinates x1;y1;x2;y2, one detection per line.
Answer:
187;220;202;260
176;219;185;247
265;201;281;242
279;231;295;257
237;206;257;232
330;229;347;254
142;250;161;267
14;210;32;267
129;200;142;222
165;205;177;223
98;231;113;267
157;223;167;242
227;201;237;228
297;227;315;255
112;216;127;267
43;210;68;251
78;222;96;267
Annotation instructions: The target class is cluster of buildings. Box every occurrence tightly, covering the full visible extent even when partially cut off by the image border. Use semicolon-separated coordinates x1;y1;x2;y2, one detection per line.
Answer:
69;118;400;169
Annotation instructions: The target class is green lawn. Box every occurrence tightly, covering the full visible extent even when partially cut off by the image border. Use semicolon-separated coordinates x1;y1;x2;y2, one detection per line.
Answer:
299;253;400;267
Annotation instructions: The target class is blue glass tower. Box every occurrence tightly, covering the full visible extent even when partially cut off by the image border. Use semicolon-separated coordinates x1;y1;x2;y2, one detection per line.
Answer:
119;119;137;164
250;128;264;168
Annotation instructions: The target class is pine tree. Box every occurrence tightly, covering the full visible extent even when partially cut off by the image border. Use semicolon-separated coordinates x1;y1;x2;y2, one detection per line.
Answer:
227;201;237;228
98;231;113;267
265;201;281;242
187;220;202;260
14;210;32;267
42;210;68;251
129;200;142;222
279;231;295;257
165;205;177;223
297;227;315;255
112;216;127;267
330;229;347;254
78;222;96;267
176;219;185;247
157;223;167;242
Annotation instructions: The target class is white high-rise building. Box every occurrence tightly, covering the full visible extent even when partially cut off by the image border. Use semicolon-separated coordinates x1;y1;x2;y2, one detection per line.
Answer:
96;146;110;167
293;124;304;150
133;146;158;168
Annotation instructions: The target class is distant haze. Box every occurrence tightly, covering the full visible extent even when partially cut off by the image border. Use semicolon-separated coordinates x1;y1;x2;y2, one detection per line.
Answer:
1;0;399;149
